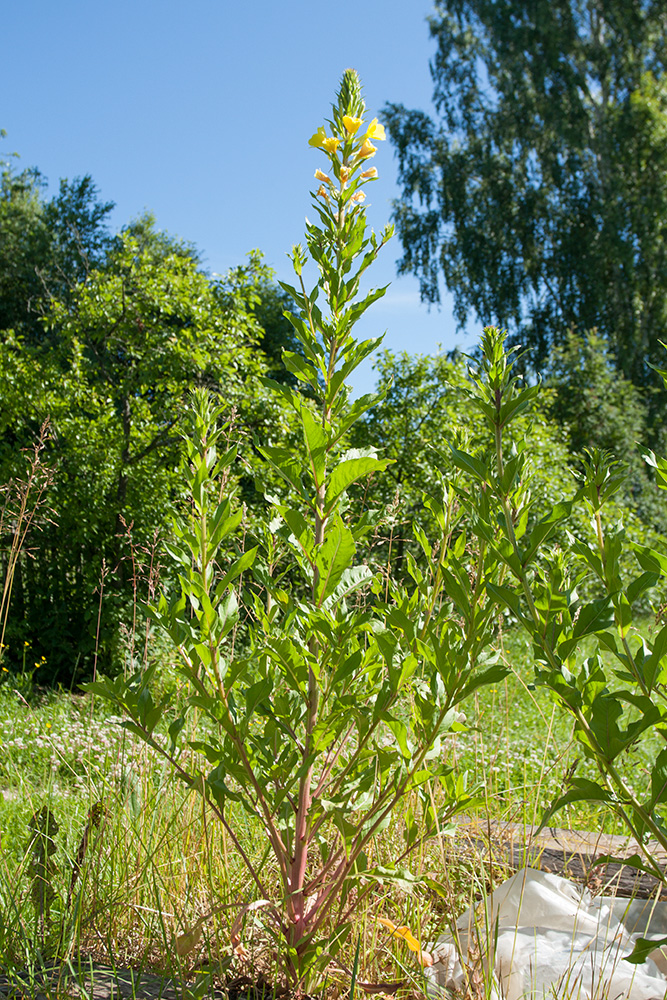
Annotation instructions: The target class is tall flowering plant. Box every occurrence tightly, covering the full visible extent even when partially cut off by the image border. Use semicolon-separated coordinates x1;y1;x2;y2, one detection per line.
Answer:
89;71;506;989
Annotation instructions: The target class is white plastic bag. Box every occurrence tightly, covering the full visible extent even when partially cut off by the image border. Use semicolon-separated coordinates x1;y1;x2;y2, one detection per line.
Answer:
425;868;667;999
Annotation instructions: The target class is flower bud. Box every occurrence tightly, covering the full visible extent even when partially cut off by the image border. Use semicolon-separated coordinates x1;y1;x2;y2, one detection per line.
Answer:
358;140;377;159
351;191;366;203
315;168;332;184
317;185;329;199
360;167;378;179
339;166;352;183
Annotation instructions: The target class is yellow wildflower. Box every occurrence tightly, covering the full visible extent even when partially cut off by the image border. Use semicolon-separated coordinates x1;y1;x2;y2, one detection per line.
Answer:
308;127;327;148
322;136;341;153
309;127;341;153
365;118;386;141
316;185;329;199
351;191;366;203
339;166;352;183
358;140;377;159
342;115;363;134
361;167;378;179
314;168;331;184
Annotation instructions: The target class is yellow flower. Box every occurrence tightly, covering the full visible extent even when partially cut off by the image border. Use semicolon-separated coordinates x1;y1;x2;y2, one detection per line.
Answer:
24;640;30;647
316;185;329;199
342;115;363;134
361;167;379;179
358;140;377;159
308;127;327;148
314;168;331;184
365;118;386;141
351;191;366;203
309;128;341;154
1;667;8;673
339;166;352;183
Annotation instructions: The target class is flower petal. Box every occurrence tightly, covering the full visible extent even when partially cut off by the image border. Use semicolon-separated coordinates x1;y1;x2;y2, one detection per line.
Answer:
308;127;327;148
342;115;363;134
366;118;386;141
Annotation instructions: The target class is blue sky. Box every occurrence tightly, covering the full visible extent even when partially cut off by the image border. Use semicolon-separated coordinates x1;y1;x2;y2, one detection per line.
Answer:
4;0;480;393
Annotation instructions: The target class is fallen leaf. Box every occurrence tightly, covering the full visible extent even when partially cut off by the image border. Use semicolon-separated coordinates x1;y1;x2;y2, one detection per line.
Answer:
377;917;434;967
176;919;203;957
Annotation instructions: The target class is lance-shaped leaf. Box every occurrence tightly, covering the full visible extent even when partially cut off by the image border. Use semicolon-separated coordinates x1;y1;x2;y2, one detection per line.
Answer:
214;547;258;600
521;502;573;566
314;517;356;605
536;777;612;835
325;450;392;512
649;748;667;808
643;623;667;689
321;565;373;610
572;596;614;640
282;349;321;391
259;443;310;501
450;447;489;483
301;406;327;487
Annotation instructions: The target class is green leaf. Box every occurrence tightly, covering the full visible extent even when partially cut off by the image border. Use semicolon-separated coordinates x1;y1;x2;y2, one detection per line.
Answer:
522;502;573;565
485;582;523;619
572;597;614;638
650;748;667;807
325;453;391;510
643;623;667;689
626;571;659;605
259;443;309;499
314;518;356;605
634;545;667;578
281;350;320;389
536;778;612;834
360;865;422;893
587;695;627;760
383;717;411;759
301;407;327;487
321;565;373;610
450;447;489;483
460;662;510;699
214;547;258;598
624;935;667;965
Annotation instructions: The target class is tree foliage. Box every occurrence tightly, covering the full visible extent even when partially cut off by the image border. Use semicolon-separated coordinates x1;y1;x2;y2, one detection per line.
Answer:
0;158;114;340
0;216;284;680
384;0;667;406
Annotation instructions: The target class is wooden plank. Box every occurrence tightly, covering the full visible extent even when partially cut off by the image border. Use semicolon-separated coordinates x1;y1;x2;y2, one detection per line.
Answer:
455;818;667;899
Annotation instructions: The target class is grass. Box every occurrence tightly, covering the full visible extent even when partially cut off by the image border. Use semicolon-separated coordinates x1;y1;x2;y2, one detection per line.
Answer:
1;624;657;998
